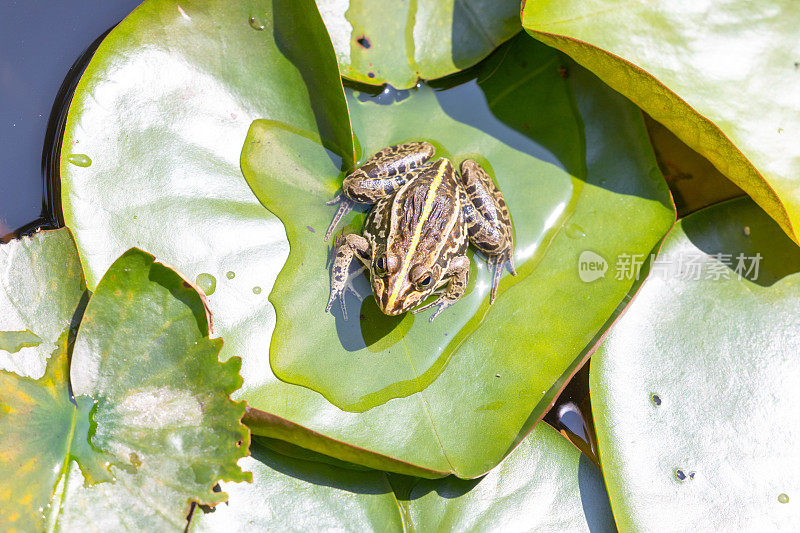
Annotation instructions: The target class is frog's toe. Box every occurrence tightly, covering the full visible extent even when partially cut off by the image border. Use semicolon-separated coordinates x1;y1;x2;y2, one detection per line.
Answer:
413;296;453;322
428;303;451;322
325;196;355;241
506;255;517;276
325;291;350;321
488;253;515;303
325;291;339;314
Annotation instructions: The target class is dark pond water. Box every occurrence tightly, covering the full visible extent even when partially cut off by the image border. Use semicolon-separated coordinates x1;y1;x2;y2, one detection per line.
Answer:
0;0;142;239
0;0;596;461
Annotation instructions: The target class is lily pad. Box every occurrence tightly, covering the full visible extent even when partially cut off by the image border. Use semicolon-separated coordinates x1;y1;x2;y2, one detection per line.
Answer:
0;229;85;378
521;0;800;244
60;0;672;477
191;423;616;532
317;0;522;89
591;197;800;530
0;229;250;531
242;34;674;477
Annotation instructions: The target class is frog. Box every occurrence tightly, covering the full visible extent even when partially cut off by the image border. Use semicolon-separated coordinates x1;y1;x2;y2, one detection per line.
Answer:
325;142;515;322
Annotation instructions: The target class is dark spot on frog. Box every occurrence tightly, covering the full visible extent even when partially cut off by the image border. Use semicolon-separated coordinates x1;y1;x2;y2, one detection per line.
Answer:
368;71;375;78
357;36;371;49
182;281;191;288
558;65;569;78
359;314;366;320
795;61;799;69
306;225;315;233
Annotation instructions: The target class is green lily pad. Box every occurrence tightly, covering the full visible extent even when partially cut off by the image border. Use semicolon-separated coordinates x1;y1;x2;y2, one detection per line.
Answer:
521;0;800;245
591;197;800;530
191;423;616;532
0;229;85;378
0;229;250;531
242;34;673;477
317;0;522;89
60;0;672;477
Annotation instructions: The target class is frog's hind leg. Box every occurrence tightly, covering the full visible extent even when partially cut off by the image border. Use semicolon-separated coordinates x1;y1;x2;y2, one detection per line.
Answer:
325;142;435;240
459;159;516;303
326;233;370;320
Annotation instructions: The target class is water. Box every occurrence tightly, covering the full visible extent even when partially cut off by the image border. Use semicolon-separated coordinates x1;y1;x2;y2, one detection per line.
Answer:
0;0;142;240
543;362;598;464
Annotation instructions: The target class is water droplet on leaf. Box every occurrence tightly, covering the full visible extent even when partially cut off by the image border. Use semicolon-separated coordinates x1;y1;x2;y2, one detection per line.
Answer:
249;15;265;30
565;223;586;239
67;154;92;167
195;273;216;295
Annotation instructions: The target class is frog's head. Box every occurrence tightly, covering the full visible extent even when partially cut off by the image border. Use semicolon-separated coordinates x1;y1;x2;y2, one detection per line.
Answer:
370;251;442;315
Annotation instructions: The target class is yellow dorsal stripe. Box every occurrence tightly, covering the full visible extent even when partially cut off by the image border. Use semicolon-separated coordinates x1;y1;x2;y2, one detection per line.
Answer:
386;162;447;308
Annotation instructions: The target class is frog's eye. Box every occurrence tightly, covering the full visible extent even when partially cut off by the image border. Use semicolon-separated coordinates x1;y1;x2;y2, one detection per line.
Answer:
374;255;388;276
416;274;434;291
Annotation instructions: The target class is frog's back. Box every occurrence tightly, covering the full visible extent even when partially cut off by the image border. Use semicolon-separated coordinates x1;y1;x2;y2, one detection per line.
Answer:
388;159;467;264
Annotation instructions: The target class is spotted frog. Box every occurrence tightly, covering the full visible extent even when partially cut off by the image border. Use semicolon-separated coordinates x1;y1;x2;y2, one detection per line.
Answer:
325;142;515;321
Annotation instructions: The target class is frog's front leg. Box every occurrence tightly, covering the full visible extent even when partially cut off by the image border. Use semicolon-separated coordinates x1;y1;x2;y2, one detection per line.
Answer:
459;159;516;303
413;256;470;322
326;234;370;320
325;142;435;240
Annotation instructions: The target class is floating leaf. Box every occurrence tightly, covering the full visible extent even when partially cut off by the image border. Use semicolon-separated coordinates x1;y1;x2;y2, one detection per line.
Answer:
317;0;522;89
592;197;800;529
522;0;800;244
191;424;615;532
0;229;85;378
59;0;373;471
60;0;672;476
241;34;674;477
0;230;250;531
